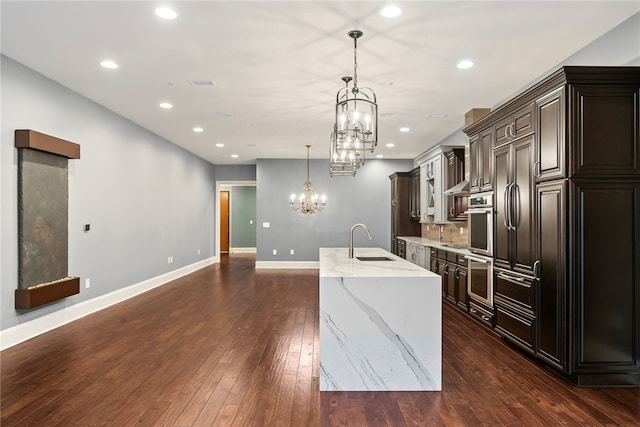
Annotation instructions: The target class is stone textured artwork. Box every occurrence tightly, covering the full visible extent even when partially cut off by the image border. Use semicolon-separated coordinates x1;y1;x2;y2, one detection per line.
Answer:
18;148;69;289
14;129;80;309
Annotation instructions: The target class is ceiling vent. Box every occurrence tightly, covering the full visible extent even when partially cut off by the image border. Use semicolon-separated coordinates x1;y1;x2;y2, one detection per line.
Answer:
187;80;216;87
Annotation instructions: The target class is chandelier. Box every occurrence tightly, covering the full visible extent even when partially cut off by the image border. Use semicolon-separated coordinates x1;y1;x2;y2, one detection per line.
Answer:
329;125;364;177
290;145;327;214
330;30;378;176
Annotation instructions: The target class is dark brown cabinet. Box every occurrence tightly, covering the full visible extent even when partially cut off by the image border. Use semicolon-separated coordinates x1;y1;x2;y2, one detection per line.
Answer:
493;134;536;276
465;66;640;386
571;180;640;382
494;268;536;354
535;180;566;370
397;238;406;259
431;248;468;311
455;254;468;311
389;172;420;255
445;148;468;221
535;87;565;182
469;128;493;193
409;167;421;221
494;104;534;148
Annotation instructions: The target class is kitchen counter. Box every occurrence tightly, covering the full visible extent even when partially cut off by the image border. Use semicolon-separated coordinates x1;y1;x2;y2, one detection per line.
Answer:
319;247;442;391
398;236;471;256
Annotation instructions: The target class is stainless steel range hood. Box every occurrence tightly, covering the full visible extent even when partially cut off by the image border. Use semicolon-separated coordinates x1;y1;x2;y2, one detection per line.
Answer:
443;180;470;195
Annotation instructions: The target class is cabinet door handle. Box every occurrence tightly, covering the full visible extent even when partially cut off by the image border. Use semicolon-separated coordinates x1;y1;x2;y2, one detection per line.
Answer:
507;182;517;230
455;267;460;280
533;260;541;281
503;184;511;229
504;125;510;140
534;161;541;178
510;123;516;138
510;182;519;230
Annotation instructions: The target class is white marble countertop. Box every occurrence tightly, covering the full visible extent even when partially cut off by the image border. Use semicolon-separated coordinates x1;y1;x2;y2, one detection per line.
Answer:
319;247;439;278
398;236;471;256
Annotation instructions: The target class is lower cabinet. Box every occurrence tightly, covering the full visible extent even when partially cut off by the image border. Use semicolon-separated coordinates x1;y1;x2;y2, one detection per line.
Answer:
455;254;468;311
494;267;536;354
397;238;406;259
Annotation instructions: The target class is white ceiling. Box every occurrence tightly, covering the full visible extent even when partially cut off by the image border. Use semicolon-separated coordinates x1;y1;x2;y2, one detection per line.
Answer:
2;1;638;165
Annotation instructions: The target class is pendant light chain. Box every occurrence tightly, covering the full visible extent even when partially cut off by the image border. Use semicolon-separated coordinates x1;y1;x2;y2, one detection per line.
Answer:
352;35;358;93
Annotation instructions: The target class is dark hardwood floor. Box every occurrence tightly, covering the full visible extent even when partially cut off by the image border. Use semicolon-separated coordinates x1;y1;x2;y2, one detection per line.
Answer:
1;254;638;426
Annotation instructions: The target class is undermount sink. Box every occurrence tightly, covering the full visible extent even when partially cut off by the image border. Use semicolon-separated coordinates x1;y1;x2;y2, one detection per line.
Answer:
356;256;394;262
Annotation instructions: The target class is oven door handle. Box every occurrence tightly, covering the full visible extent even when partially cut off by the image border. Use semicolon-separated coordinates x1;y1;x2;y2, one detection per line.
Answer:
496;272;525;282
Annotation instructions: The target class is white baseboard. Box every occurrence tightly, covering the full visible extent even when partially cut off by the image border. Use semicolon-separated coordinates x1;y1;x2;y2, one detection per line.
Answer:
255;261;319;269
229;247;257;254
0;257;217;351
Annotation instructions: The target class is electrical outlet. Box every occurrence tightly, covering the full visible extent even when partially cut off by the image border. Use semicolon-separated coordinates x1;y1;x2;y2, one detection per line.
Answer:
273;249;277;255
197;249;201;255
85;278;91;289
250;220;253;225
460;227;464;235
168;256;173;264
290;249;294;255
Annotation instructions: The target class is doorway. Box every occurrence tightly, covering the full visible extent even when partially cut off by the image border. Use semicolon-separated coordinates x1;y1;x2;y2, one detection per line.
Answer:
216;181;257;260
220;190;230;253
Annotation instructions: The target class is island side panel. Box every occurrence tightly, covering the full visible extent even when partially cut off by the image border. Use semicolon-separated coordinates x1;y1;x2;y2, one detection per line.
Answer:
319;275;441;391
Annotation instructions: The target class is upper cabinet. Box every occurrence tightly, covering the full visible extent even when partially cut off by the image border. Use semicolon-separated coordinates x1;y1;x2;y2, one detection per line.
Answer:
416;146;460;223
409;167;421;221
469;128;493;193
535;88;565;182
494;104;534;148
569;82;640;178
444;148;468;221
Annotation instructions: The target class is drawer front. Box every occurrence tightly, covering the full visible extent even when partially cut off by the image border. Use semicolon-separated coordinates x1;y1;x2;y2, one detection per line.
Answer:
495;305;535;354
494;270;534;311
469;301;494;328
430;248;438;258
446;250;457;263
456;253;467;265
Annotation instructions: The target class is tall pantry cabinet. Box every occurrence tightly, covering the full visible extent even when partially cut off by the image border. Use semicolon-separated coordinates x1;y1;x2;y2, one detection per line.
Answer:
465;66;640;387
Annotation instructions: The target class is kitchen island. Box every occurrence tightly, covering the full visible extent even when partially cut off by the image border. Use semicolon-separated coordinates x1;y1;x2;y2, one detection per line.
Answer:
319;247;442;391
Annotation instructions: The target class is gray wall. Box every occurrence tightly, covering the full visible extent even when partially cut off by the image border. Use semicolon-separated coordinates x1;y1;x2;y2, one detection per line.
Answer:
1;56;216;330
215;165;256;182
231;186;257;248
256;158;414;261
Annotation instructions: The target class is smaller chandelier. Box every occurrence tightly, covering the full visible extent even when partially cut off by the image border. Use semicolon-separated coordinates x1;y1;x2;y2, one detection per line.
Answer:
334;30;378;154
290;145;327;214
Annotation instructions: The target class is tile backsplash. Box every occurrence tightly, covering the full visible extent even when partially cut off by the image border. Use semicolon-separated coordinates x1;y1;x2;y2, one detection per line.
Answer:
421;221;468;246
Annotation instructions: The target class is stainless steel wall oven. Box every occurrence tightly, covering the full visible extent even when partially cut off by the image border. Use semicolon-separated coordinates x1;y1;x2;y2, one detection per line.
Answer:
467;192;493;256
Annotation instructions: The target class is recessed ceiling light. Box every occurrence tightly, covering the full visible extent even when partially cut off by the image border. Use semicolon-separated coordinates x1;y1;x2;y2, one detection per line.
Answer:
159;102;173;109
100;60;118;69
400;127;410;133
457;60;474;69
216;143;224;148
386;143;395;148
376;154;384;158
231;154;239;158
379;5;402;18
155;7;177;19
193;127;204;133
